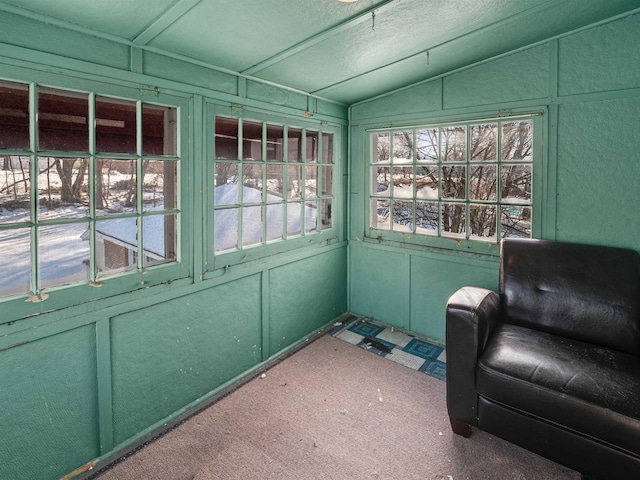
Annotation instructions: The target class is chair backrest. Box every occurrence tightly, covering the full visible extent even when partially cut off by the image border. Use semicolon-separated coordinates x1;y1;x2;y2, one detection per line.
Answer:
500;238;640;356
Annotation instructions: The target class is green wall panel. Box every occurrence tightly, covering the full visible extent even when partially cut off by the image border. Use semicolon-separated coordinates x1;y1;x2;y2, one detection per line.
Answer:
443;45;549;109
246;80;308;111
351;79;442;122
111;275;262;445
556;98;640;250
410;255;498;342
269;248;347;354
0;326;99;480
0;12;129;71
349;244;410;329
558;13;640;96
144;52;238;95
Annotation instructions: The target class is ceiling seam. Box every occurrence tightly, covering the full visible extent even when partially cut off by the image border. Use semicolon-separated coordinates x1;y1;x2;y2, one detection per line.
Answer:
0;1;347;107
240;0;397;76
132;0;202;46
349;6;640;107
312;1;637;97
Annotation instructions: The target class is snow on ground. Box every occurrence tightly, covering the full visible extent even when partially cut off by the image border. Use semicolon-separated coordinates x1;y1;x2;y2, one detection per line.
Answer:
0;183;319;297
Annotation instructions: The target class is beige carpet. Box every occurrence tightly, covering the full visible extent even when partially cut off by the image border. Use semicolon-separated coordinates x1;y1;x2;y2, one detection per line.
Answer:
95;335;579;480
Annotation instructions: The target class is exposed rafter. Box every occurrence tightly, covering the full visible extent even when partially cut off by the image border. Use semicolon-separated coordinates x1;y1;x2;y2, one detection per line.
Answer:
132;0;202;45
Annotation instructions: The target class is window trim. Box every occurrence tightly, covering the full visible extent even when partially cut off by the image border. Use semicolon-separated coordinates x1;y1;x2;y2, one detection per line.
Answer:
204;102;341;273
0;75;191;322
364;111;545;256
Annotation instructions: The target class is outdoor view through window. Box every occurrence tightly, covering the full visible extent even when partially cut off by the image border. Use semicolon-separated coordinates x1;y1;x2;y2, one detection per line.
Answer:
370;117;534;243
0;80;179;300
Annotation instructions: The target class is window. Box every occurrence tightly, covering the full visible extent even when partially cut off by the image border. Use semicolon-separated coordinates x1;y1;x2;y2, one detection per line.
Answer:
0;80;182;301
369;116;538;248
209;111;337;268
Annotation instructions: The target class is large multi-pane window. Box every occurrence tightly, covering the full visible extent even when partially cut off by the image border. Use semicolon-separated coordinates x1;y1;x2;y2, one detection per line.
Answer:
0;80;181;300
369;116;537;245
212;115;335;258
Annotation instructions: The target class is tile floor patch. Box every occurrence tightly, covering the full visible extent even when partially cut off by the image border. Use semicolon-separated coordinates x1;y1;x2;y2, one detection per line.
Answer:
348;321;385;338
403;338;444;360
336;330;364;346
376;329;413;348
331;316;446;382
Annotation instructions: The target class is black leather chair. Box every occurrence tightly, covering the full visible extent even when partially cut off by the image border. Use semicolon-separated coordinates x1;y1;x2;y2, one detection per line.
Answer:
446;238;640;480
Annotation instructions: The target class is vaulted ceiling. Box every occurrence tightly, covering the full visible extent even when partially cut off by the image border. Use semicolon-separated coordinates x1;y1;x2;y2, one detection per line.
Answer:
1;0;639;105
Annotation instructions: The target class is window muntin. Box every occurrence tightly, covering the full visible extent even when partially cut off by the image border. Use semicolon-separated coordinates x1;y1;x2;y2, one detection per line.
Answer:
0;80;181;301
212;115;335;257
369;117;535;244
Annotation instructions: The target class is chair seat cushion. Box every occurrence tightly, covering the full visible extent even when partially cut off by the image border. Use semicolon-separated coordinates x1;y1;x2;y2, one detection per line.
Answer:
477;324;640;456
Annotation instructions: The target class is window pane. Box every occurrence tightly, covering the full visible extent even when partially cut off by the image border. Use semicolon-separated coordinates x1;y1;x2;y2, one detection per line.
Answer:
371;199;390;230
392;200;413;233
96;159;137;216
266;203;284;242
416;165;438;200
38;157;89;219
322;133;333;164
470;124;497;161
287;165;302;200
470;204;497;241
442;203;466;238
143;105;177;156
0;81;29;149
215;117;238;160
372;133;390;164
215;207;238;252
287;202;302;237
469;165;497;201
143;160;176;211
501;205;532;239
392;166;413;198
321;198;332;230
1;156;31;224
242;121;263;160
502;120;533;161
321;165;333;197
0;227;31;297
305;200;317;233
306;165;317;198
95;96;136;154
288;128;302;162
416;128;437;162
266;164;284;201
242;164;263;203
39;88;89;152
242;205;262;247
214;162;239;206
416;201;438;235
143;214;177;267
306;131;318;163
441;126;466;162
372;166;390;197
266;124;284;162
441;165;466;199
40;223;90;288
392;131;412;164
501;164;532;203
95;218;137;278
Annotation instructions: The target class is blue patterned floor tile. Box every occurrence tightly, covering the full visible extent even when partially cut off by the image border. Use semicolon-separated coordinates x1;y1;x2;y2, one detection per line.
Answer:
402;338;444;360
419;360;447;381
348;321;385;338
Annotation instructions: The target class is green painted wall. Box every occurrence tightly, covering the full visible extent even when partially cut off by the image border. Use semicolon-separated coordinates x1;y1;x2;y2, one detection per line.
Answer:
0;15;348;480
349;13;640;342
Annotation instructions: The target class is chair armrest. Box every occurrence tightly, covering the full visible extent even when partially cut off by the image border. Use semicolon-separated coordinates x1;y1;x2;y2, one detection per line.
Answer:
446;286;501;430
